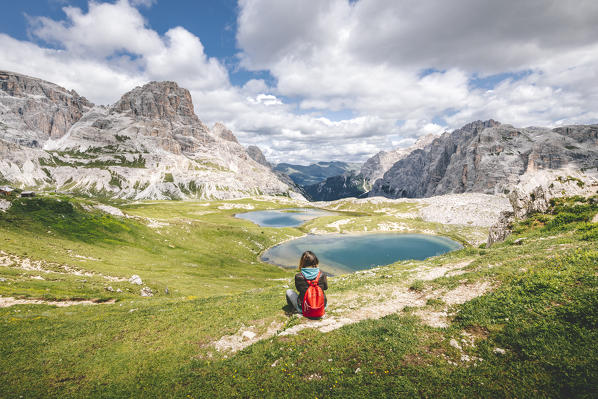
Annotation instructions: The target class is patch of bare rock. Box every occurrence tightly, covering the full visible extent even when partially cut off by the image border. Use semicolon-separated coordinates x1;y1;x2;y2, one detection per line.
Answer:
488;172;598;246
0;296;115;308
0;199;10;212
213;321;283;353
0;250;125;282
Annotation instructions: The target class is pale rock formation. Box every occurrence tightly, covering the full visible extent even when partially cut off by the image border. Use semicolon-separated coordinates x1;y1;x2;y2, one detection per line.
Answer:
487;172;598;246
0;71;299;200
371;120;598;199
0;71;92;147
306;134;436;201
360;133;436;184
246;144;304;194
212;122;239;143
246;145;270;167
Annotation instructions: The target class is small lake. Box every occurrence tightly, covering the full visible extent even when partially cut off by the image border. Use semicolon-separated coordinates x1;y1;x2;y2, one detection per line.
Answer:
235;208;334;227
261;233;462;275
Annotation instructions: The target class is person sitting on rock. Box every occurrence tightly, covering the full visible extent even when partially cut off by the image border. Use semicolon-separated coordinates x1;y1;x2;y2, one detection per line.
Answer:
286;250;328;317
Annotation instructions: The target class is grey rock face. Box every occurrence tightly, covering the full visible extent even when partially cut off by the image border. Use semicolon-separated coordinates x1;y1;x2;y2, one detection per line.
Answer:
360;134;436;185
309;134;437;202
487;186;549;246
306;134;439;202
111;81;198;124
371;120;598;198
0;70;92;147
245;144;305;195
246;145;270;167
212;122;239;144
0;71;299;200
486;175;598;246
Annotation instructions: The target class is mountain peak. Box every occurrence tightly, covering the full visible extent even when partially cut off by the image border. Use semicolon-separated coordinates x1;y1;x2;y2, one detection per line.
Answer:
0;70;93;144
111;81;199;123
246;145;269;167
212;122;239;143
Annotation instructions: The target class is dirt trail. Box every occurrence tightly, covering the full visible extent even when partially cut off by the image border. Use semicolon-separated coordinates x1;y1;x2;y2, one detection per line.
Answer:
0;296;116;308
212;259;493;353
0;250;126;281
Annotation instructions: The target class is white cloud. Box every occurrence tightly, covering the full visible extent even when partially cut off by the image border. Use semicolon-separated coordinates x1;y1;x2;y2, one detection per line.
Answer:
130;0;156;7
237;0;598;150
28;0;162;58
2;0;598;166
247;94;283;106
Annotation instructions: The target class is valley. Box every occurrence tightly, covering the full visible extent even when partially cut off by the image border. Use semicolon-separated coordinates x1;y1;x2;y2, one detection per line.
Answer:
1;71;597;398
0;192;596;397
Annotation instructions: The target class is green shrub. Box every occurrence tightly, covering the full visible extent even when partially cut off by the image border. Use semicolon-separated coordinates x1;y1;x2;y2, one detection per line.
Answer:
409;280;424;292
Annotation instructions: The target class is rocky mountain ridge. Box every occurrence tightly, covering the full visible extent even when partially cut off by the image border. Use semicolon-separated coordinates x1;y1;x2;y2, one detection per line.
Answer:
370;120;598;198
360;133;437;183
304;134;438;201
0;71;299;200
245;145;304;194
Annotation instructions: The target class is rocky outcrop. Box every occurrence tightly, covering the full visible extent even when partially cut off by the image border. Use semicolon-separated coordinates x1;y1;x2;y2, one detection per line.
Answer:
487;186;549;246
487;174;598;246
111;81;198;123
212;122;239;144
304;134;436;201
0;70;92;147
246;145;270;167
371;120;598;199
246;144;305;196
0;71;300;200
361;134;436;184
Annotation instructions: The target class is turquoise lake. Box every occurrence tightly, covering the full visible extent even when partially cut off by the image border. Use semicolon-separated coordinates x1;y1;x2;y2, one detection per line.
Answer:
261;233;462;275
235;208;334;227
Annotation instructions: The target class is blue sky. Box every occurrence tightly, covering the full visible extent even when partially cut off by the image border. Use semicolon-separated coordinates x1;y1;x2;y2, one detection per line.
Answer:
0;0;272;86
0;0;597;164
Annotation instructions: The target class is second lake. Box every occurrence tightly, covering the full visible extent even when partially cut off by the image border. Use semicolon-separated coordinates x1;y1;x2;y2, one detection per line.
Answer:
235;208;335;228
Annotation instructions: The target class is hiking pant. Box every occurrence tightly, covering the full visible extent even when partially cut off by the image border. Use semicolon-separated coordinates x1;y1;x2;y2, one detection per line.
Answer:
285;289;302;313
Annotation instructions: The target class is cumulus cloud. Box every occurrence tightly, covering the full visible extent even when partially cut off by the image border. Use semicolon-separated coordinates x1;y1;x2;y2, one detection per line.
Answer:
247;94;283;106
237;0;598;152
0;0;399;164
28;0;162;58
1;0;598;165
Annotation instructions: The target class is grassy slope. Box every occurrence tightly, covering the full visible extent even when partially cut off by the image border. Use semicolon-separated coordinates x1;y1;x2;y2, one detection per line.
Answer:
0;196;596;398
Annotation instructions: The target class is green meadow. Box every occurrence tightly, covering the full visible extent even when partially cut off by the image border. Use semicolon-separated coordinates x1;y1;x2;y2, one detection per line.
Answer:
0;194;596;398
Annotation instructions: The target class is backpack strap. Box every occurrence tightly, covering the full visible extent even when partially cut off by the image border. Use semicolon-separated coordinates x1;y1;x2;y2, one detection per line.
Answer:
306;271;321;286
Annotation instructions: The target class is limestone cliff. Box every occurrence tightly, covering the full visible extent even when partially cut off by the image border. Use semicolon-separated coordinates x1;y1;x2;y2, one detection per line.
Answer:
360;134;436;184
305;134;436;201
0;72;299;200
0;71;92;147
246;145;270;167
370;120;598;198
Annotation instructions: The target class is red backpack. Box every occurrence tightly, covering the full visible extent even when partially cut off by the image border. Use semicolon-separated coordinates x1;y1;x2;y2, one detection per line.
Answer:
302;272;325;318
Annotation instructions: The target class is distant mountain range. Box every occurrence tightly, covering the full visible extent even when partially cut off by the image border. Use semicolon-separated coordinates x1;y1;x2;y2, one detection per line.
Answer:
273;161;361;187
2;71;596;203
370;120;598;198
303;120;598;201
0;71;301;200
302;134;437;201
